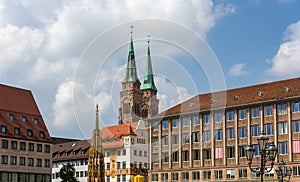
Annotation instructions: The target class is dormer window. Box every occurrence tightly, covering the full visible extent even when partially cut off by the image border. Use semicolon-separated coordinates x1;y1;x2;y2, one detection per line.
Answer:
34;118;39;125
9;114;14;120
39;131;45;138
22;116;27;122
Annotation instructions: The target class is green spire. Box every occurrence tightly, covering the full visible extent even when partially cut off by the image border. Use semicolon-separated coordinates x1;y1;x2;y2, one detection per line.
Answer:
123;26;140;84
141;37;157;91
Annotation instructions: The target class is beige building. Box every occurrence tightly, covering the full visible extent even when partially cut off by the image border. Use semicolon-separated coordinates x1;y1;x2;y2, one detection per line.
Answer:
0;84;52;182
148;77;300;181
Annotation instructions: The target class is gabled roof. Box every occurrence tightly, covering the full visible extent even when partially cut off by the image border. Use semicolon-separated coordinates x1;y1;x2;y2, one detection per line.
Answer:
155;77;300;117
0;84;51;143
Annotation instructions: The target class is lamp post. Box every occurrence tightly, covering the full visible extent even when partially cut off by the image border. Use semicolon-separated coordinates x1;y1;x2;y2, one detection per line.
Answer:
245;132;277;182
275;159;293;182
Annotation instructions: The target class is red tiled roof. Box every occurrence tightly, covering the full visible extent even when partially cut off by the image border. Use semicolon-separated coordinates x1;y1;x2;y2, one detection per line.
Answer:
101;123;137;149
0;84;51;143
156;77;300;117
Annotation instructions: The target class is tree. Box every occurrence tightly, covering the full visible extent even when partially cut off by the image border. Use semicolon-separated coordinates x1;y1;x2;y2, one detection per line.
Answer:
58;162;79;182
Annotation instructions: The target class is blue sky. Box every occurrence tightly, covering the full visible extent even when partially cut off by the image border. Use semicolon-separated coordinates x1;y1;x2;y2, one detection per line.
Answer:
0;0;300;139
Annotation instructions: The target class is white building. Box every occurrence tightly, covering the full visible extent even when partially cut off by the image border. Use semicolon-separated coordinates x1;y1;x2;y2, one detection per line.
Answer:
51;119;148;182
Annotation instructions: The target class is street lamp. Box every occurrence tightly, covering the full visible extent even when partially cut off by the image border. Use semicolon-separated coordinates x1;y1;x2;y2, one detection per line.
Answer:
275;159;293;182
245;132;278;182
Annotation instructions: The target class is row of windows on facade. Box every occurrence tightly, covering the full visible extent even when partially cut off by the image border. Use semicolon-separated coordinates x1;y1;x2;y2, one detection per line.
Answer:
152;120;300;145
52;160;88;168
1;155;50;167
106;161;147;170
151;168;276;181
105;149;147;157
52;171;88;179
0;172;51;182
5;113;40;124
0;125;46;138
106;174;127;182
151;140;290;163
1;139;50;152
153;102;300;130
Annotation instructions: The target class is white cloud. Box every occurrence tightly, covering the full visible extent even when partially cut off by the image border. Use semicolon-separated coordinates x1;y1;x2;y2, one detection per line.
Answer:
0;0;234;138
265;20;300;77
0;24;44;72
229;63;248;77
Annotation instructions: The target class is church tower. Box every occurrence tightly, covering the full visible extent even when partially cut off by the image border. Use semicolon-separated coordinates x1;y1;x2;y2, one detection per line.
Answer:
140;37;159;117
119;27;142;124
87;104;105;182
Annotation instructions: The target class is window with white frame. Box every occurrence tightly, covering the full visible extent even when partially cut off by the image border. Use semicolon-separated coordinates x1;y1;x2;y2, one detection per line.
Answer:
239;168;247;178
152;174;158;182
215;129;222;140
182;150;189;162
192;132;200;142
239;126;247;138
251;107;260;118
227;128;234;139
238;109;247;120
152;121;158;131
193;115;200;126
239;145;246;157
226;111;234;121
162;120;168;130
162;152;168;163
161;173;168;182
264;123;273;135
171;172;178;181
293;166;300;176
214;112;222;123
192;171;200;180
182;172;189;181
278;121;287;134
203;130;211;142
152;153;158;163
193;149;200;160
172;134;178;145
278;141;288;155
172;119;178;128
182;133;189;144
226;169;235;179
251;171;259;178
251;125;260;137
264;105;273;116
215;170;223;180
203;149;211;159
203;171;211;180
172;151;178;162
292;120;300;133
162;135;168;146
226;146;235;158
152;137;158;147
203;114;210;124
182;117;189;127
292;101;300;113
278;103;287;115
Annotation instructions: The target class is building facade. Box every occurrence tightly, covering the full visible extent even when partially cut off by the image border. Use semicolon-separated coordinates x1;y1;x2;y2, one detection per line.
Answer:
0;84;52;182
52;119;148;182
148;77;300;181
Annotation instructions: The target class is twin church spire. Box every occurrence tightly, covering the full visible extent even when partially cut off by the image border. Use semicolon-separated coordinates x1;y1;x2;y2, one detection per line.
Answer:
119;27;159;124
123;27;156;91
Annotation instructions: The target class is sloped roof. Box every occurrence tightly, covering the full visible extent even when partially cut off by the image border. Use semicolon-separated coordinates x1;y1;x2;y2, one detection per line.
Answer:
156;77;300;117
0;84;51;143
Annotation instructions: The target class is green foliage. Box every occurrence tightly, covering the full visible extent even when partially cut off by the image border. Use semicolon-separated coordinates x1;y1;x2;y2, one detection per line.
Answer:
58;162;79;182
